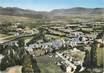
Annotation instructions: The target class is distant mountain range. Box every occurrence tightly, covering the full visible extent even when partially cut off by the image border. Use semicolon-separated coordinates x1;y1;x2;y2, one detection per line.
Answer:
0;7;48;19
0;7;103;19
50;7;104;16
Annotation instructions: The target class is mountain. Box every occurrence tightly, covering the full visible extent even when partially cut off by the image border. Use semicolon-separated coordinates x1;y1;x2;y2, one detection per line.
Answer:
50;7;104;17
0;7;104;19
0;7;48;19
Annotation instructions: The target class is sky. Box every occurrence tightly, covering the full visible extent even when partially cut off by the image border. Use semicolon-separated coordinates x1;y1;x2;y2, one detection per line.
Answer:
0;0;104;11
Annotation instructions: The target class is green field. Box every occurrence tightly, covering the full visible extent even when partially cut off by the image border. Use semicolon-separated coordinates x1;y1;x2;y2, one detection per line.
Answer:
36;55;64;73
0;34;15;42
96;47;104;66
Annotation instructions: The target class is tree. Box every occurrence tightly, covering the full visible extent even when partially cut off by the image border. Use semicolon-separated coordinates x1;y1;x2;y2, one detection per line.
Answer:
90;40;97;68
0;22;13;34
17;38;25;47
17;24;25;29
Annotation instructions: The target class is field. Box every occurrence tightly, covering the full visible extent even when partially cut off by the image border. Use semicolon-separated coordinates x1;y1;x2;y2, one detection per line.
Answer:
36;55;64;73
96;47;104;66
0;34;15;42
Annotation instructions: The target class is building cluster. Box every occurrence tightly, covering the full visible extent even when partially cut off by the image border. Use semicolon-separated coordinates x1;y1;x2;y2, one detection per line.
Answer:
0;21;104;73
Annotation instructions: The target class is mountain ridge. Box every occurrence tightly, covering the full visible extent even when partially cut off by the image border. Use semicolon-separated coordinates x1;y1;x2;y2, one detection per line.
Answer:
0;7;103;18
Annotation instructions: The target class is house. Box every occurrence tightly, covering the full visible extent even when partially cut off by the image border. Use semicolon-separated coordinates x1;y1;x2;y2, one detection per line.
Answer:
24;27;34;34
52;40;64;50
66;65;76;73
16;28;24;34
0;40;18;47
56;50;85;73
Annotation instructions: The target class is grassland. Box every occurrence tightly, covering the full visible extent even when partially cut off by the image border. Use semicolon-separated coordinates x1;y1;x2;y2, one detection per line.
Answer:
36;55;64;73
96;47;104;66
0;34;15;42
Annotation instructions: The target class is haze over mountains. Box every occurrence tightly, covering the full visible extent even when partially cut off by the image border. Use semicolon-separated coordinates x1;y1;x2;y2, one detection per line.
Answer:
0;7;103;19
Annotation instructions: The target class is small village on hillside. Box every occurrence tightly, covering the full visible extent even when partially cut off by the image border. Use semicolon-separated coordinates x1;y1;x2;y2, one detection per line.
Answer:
0;19;104;73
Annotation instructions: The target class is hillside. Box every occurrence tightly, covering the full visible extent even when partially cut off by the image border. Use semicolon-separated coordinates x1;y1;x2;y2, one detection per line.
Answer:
0;7;104;18
50;7;104;17
0;7;48;19
0;7;103;23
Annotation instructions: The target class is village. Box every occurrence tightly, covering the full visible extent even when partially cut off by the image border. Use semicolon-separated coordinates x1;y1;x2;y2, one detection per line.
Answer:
0;19;104;73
